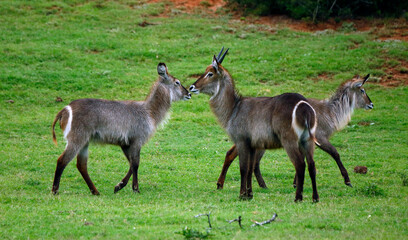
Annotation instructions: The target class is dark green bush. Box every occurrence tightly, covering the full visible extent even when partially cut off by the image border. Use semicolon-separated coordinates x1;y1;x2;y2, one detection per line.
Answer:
227;0;408;21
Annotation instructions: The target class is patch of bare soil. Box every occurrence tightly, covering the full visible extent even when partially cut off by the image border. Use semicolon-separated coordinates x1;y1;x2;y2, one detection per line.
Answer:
241;16;408;42
371;20;408;41
174;0;224;11
311;72;334;82
253;16;407;41
377;59;408;87
149;0;225;13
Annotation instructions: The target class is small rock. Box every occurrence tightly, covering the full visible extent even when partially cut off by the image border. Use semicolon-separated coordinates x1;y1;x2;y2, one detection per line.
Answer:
238;33;247;39
170;9;182;15
226;28;236;33
354;166;368;174
6;100;14;103
84;221;94;226
138;21;155;27
313;29;335;36
55;97;63;102
211;26;223;30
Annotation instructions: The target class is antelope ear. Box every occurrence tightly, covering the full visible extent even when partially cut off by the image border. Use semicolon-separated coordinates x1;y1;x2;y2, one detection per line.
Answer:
362;74;370;85
353;74;370;88
353;80;363;88
353;81;362;88
212;55;219;72
157;62;170;83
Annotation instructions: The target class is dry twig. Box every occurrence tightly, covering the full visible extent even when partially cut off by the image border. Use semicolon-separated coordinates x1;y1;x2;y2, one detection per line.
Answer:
195;211;212;229
251;213;278;227
227;216;242;228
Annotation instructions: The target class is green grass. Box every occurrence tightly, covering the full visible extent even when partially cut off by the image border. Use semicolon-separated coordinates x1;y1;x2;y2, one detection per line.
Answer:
1;1;408;239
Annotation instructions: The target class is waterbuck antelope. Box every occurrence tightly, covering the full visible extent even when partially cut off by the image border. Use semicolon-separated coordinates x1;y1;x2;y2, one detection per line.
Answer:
190;48;320;202
51;63;191;195
216;75;374;190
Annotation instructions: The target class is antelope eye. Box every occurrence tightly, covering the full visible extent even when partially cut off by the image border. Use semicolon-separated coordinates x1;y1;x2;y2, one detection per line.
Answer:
360;89;365;94
175;80;180;86
207;72;214;78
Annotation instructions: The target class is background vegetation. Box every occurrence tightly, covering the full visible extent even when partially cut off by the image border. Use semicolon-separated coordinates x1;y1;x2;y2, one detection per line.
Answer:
0;0;407;239
228;0;408;22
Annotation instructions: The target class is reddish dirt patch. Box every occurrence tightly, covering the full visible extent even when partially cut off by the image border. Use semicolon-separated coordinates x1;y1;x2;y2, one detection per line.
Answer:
252;16;405;34
311;72;334;82
377;59;408;87
252;15;342;32
150;0;225;12
238;15;408;41
369;20;408;41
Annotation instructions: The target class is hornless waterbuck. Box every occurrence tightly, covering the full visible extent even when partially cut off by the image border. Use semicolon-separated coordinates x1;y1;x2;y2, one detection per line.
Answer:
190;48;320;202
216;75;374;190
51;63;191;195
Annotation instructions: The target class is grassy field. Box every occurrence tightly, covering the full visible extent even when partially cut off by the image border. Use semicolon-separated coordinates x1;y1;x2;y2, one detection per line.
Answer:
1;1;407;239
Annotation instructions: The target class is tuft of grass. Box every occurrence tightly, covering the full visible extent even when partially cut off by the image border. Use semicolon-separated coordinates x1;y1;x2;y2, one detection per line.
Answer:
399;67;408;74
177;227;211;239
401;173;408;186
339;22;356;32
200;1;211;8
357;183;385;197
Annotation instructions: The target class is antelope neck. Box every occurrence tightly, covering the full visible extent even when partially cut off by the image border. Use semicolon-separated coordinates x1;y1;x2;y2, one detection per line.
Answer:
209;76;241;128
145;82;172;127
327;85;356;131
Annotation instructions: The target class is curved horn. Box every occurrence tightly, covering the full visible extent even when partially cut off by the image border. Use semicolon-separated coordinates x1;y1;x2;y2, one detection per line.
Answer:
363;74;370;84
217;47;225;61
219;48;229;64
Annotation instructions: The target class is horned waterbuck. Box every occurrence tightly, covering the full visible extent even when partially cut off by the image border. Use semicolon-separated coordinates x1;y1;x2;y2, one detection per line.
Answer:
216;74;373;190
51;63;191;195
190;48;320;202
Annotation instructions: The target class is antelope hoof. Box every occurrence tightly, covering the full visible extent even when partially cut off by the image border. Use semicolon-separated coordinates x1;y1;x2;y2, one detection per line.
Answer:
313;198;319;203
239;193;253;200
114;182;126;193
258;182;268;189
217;182;224;190
295;195;303;202
345;182;353;188
52;186;59;195
133;188;140;193
91;190;100;195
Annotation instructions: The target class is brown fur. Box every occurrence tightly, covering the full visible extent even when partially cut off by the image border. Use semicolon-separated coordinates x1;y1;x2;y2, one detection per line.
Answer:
190;54;319;202
51;63;190;195
216;75;373;190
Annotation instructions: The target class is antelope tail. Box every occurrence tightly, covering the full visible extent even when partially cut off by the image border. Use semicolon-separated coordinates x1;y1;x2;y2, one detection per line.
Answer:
307;122;320;146
52;108;65;146
292;100;319;146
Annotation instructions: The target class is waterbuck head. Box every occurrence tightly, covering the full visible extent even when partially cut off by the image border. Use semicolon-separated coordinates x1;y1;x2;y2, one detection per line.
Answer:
349;74;373;110
189;47;229;96
157;63;191;101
